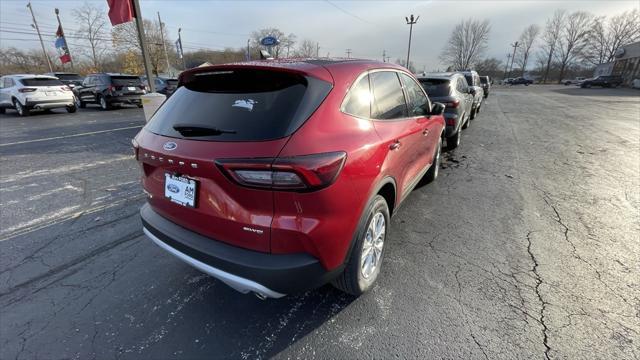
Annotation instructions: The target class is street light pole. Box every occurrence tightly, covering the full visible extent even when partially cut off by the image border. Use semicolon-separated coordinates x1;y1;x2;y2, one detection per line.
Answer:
26;2;53;73
405;14;419;71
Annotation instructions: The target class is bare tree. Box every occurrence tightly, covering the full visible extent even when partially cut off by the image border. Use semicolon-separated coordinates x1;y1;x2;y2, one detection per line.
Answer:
440;18;491;70
475;57;503;79
582;9;640;65
250;28;296;59
516;24;540;76
295;39;317;58
73;2;109;70
540;10;565;83
112;18;174;75
555;11;593;83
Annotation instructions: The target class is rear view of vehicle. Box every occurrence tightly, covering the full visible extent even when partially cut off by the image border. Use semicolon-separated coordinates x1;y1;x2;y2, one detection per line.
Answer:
75;73;146;110
418;73;472;150
479;75;490;98
459;70;483;119
134;60;445;298
0;75;75;116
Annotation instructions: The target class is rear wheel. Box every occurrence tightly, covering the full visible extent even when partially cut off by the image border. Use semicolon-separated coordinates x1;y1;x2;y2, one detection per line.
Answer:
470;107;476;120
75;96;85;109
99;95;111;110
422;137;442;184
14;99;29;117
332;195;389;296
0;107;5;114
66;105;77;113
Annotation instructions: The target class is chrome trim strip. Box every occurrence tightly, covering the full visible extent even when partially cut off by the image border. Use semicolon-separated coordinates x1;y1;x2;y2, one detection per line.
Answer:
143;227;286;298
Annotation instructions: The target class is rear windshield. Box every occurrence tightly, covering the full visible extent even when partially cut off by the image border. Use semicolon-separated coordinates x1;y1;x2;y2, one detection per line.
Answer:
145;68;333;141
464;75;474;86
20;78;63;86
480;77;488;84
111;76;142;86
55;74;82;81
418;79;450;97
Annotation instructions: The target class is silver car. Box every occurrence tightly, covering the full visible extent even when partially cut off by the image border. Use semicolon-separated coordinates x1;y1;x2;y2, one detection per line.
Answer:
0;74;76;116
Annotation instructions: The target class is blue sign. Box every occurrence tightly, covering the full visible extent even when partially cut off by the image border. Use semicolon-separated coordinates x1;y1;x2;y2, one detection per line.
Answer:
260;36;279;47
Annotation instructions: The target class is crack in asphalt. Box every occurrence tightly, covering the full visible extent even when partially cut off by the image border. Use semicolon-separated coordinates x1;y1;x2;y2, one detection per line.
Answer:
526;231;551;360
453;268;490;360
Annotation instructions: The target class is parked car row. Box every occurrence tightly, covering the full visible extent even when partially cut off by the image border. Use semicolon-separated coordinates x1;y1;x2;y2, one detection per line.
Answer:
133;60;491;299
0;72;178;116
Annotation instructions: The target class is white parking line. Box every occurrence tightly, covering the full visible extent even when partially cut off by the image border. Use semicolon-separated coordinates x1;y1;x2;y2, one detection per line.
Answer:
0;125;143;147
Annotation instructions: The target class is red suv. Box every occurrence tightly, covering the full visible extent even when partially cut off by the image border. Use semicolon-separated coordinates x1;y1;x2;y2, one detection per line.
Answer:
134;59;445;298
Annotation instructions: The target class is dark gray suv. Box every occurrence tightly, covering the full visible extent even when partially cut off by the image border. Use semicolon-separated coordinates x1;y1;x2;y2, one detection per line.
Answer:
417;73;474;150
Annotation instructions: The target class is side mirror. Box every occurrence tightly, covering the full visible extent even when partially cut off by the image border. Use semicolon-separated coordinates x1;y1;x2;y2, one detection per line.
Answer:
430;102;445;116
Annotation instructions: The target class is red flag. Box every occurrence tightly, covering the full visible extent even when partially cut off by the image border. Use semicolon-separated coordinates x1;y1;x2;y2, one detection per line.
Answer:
106;0;135;26
60;54;71;64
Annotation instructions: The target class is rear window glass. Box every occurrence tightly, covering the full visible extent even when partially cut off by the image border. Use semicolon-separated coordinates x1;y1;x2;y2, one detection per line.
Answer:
341;74;371;118
480;77;488;84
419;79;450;97
145;69;332;141
111;76;142;86
370;71;407;120
464;75;474;86
20;78;63;86
55;74;82;81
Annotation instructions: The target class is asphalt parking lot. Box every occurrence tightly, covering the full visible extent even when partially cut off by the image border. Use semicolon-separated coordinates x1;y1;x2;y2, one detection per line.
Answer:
1;85;638;359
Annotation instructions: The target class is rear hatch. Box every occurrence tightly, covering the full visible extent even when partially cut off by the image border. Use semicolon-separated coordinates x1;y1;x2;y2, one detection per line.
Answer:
110;75;145;95
135;66;332;252
418;78;459;112
19;77;72;100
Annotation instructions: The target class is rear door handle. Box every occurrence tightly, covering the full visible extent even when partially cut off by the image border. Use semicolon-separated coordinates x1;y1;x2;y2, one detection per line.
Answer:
389;140;401;150
422;129;429;136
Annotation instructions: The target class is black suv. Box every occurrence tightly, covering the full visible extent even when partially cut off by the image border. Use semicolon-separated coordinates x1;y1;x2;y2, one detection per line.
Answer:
509;77;533;86
74;73;145;110
580;75;623;88
141;76;179;97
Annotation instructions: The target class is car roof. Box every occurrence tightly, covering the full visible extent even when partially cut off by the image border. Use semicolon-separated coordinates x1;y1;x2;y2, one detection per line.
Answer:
5;74;58;79
181;58;408;84
88;73;139;77
416;72;460;80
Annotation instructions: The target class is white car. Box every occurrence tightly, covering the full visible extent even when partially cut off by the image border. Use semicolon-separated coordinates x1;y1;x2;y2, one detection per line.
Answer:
0;74;76;116
562;77;586;86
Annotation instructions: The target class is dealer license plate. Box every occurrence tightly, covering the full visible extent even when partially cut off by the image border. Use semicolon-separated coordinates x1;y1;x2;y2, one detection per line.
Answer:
164;173;197;207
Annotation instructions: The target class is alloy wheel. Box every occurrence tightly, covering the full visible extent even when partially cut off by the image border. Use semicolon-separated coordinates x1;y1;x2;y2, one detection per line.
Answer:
360;212;386;279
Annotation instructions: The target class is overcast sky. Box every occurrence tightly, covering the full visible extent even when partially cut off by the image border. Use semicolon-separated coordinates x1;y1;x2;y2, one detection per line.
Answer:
1;0;638;70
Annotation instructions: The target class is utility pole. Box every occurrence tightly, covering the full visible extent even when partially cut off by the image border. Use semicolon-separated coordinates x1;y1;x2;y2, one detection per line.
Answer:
405;14;419;71
178;27;186;69
346;49;352;58
382;49;386;62
26;2;53;72
157;12;171;76
246;39;251;61
132;0;155;92
508;41;519;79
54;8;73;70
316;42;320;57
503;53;511;80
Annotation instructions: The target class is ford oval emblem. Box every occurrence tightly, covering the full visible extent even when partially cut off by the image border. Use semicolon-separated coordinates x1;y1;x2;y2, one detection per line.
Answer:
260;36;279;47
163;142;177;151
167;184;180;193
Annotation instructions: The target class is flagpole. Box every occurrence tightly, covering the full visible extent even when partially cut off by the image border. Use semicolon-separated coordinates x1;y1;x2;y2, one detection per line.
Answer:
157;12;172;76
132;0;156;92
54;8;73;70
26;2;53;73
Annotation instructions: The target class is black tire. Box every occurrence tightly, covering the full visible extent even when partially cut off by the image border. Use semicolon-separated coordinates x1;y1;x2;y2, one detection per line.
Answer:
137;103;143;108
99;95;111;110
75;96;86;109
66;105;77;113
446;129;461;150
422;137;442;184
470;107;476;120
14;99;29;117
0;107;5;114
332;195;390;296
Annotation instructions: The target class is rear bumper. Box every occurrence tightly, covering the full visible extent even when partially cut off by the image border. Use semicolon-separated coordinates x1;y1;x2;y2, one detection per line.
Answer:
25;98;74;109
443;113;461;136
140;203;341;297
107;95;142;104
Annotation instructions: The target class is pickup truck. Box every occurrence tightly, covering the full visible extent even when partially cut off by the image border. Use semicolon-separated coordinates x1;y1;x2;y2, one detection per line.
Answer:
562;77;585;86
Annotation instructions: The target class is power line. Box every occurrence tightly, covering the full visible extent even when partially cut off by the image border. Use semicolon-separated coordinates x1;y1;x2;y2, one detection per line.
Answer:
324;0;373;25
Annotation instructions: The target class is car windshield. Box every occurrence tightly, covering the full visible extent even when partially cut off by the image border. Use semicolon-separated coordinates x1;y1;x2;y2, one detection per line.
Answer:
20;78;63;86
145;68;332;141
480;77;488;84
55;74;83;81
111;76;142;86
418;79;450;97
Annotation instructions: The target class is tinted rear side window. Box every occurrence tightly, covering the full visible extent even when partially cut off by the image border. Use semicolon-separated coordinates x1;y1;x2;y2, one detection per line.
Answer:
111;76;142;86
145;69;332;141
56;74;82;81
419;78;451;97
480;77;487;84
20;78;63;86
341;73;371;118
370;71;407;120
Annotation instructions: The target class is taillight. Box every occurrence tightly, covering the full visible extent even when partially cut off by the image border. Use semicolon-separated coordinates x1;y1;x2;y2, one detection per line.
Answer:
18;88;36;93
106;85;114;93
216;152;347;191
445;100;460;108
139;85;146;90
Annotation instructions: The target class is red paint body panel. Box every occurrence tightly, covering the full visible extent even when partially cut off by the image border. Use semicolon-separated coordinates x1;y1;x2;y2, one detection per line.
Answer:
136;59;444;271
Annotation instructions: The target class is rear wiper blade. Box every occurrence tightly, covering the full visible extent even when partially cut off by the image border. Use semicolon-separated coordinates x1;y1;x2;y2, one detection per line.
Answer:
172;124;236;137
